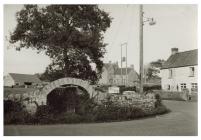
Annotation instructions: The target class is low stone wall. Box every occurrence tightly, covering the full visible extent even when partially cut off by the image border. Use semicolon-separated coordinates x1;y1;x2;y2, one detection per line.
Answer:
153;90;188;101
4;89;46;114
4;87;99;115
106;93;156;112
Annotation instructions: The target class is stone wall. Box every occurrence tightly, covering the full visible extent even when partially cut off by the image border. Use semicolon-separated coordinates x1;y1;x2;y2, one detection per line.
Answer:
106;93;156;111
4;78;98;114
153;90;188;101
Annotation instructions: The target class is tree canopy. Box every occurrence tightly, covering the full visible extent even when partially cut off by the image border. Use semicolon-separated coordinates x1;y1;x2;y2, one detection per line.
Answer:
10;5;112;83
145;59;165;80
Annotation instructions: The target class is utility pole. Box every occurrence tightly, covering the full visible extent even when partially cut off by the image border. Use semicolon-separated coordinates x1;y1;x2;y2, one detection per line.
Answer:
139;4;144;94
138;4;156;94
121;44;123;85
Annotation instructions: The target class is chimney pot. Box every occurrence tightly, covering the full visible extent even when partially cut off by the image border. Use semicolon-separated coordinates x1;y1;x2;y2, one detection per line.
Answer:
171;48;178;55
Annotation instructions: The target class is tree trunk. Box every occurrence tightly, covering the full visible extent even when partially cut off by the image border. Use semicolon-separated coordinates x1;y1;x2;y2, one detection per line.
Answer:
63;49;69;77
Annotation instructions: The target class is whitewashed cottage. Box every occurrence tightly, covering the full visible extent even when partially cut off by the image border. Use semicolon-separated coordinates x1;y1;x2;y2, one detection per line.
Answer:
160;48;198;93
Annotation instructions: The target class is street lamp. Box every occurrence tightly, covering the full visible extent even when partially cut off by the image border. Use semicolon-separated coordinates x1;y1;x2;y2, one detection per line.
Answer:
139;4;156;94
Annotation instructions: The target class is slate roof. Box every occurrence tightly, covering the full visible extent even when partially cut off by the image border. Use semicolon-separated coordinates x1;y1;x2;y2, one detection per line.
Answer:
161;49;198;69
9;73;42;83
114;68;133;75
104;63;112;69
104;63;118;70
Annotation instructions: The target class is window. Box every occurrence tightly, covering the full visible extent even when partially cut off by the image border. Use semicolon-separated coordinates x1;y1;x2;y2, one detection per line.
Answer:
169;69;173;78
167;85;170;90
180;83;187;90
189;67;195;77
191;83;197;91
176;85;179;91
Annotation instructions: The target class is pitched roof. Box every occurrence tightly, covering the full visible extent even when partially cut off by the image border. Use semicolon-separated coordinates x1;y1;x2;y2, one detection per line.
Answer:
114;68;134;75
104;63;118;70
161;49;198;69
104;63;112;69
9;73;42;83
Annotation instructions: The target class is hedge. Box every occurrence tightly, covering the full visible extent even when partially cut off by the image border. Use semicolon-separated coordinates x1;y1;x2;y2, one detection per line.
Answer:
4;98;169;124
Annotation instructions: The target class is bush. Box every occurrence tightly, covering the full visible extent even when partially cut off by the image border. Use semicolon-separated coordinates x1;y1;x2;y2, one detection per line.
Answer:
56;112;83;124
4;100;34;124
143;85;161;91
93;103;148;122
4;95;170;124
34;105;56;124
4;100;24;114
92;99;170;122
4;109;34;124
154;104;170;115
154;94;162;108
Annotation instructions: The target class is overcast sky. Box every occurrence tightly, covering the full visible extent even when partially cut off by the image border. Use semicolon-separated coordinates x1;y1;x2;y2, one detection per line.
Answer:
4;4;197;75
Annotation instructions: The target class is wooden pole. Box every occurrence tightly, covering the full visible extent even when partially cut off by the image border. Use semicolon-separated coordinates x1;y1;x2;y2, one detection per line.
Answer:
139;4;144;94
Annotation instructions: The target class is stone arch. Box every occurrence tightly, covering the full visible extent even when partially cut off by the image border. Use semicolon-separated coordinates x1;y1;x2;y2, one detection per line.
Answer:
41;78;95;97
33;77;96;105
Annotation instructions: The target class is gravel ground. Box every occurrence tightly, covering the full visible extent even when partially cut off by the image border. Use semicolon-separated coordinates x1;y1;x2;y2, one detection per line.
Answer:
4;100;197;136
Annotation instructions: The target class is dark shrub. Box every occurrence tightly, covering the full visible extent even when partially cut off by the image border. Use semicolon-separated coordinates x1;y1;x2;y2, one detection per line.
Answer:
4;100;34;124
153;104;170;115
76;98;96;115
155;94;162;108
56;112;83;124
34;105;54;124
143;85;161;91
4;110;33;124
129;107;145;118
93;103;149;122
4;100;24;114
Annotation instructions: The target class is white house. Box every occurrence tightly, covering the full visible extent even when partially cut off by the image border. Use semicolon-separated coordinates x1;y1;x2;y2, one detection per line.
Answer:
160;48;198;93
4;73;42;87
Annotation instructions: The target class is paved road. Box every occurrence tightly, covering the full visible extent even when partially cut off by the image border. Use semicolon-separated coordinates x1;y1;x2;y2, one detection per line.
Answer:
4;100;197;136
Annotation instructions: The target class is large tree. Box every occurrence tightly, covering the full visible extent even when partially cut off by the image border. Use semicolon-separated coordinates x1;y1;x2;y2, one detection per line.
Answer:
10;5;112;83
145;59;165;80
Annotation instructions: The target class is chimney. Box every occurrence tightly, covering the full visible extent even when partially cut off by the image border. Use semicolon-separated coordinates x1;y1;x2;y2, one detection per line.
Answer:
171;48;178;55
109;61;111;64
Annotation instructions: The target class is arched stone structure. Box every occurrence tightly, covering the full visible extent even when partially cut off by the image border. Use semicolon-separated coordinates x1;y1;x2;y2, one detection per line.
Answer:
5;78;98;113
42;77;94;96
34;77;96;105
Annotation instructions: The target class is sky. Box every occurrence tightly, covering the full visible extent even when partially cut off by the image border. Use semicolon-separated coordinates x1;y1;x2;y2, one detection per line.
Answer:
4;4;197;75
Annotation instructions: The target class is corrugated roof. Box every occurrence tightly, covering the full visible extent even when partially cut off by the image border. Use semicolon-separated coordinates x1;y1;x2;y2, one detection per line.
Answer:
161;49;198;69
9;73;42;83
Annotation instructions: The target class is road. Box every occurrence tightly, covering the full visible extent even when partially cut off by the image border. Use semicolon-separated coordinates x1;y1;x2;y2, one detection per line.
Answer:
4;100;197;136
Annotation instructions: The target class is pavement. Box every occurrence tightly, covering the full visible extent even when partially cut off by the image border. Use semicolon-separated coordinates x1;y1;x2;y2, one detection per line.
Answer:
4;100;197;136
